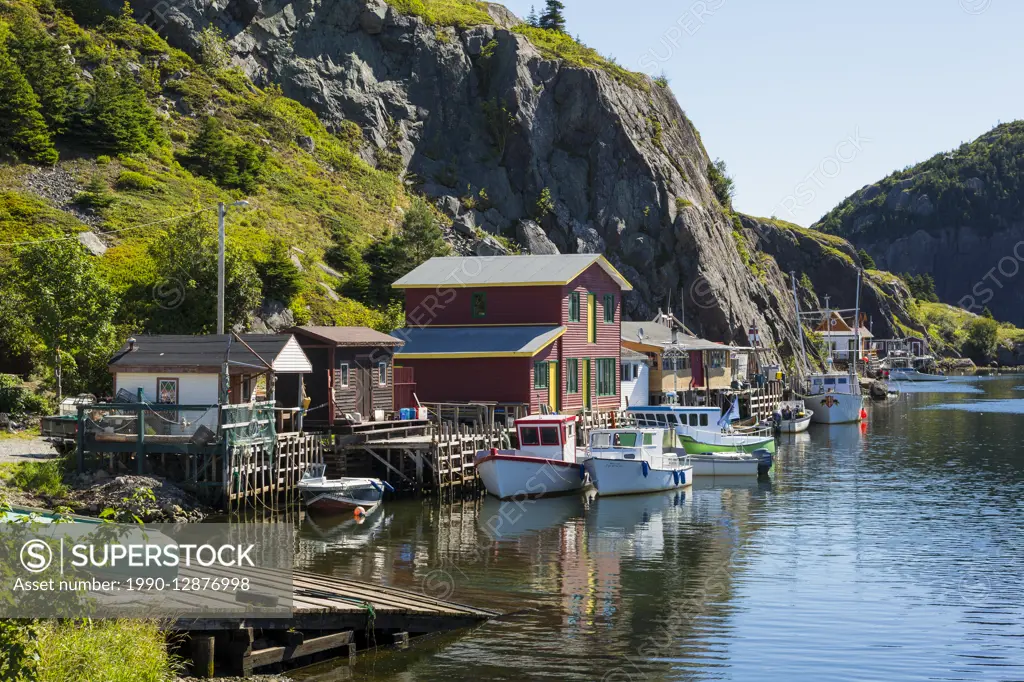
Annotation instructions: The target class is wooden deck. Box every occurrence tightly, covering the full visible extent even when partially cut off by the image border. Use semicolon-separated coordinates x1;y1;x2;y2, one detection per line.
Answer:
176;570;498;677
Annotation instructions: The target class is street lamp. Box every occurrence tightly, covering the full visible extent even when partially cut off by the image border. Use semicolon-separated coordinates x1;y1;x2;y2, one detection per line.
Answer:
217;200;249;335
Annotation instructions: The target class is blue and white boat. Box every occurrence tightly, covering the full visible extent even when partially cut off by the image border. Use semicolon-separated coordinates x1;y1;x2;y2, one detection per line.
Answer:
624;405;777;454
583;428;692;496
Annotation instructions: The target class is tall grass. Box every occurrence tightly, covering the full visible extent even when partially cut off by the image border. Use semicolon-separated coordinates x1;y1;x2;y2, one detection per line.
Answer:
35;620;179;682
511;25;649;90
386;0;492;27
0;461;68;498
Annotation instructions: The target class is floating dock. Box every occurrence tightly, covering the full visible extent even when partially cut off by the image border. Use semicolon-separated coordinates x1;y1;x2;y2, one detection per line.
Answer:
176;569;498;677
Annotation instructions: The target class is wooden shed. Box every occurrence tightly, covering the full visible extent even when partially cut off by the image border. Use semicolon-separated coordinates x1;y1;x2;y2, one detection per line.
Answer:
287;326;405;427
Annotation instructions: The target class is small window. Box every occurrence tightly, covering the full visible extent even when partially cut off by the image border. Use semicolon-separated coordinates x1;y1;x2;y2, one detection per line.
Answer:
378;362;388;386
603;294;615;323
643;433;655;446
655;413;668;426
566;359;579;394
699;414;709;427
689;414;699;426
520;428;540;446
838;377;848;385
611;432;638;448
471;291;487;318
824;378;837;386
339;363;350;388
534;362;550;389
540;427;560;446
568;292;580;322
596;358;616;396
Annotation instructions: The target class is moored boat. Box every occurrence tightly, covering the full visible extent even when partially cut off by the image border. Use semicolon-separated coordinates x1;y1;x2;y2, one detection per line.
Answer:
583;428;692;496
475;414;586;500
889;367;948;382
298;464;392;514
624;405;777;454
688;447;773;476
776;400;813;433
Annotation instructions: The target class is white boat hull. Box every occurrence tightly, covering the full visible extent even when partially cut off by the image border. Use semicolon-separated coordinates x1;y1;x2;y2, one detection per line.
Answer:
688;454;760;476
584;458;692;497
476;452;586;500
779;412;813;433
298;477;385;512
890;370;948;382
799;393;864;424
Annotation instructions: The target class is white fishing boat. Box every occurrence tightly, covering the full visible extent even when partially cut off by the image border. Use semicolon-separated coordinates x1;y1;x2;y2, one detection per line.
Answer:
889;367;948;382
475;414;586;500
790;273;867;425
688;448;774;476
624;405;776;454
775;400;813;433
298;464;392;513
583;428;692;496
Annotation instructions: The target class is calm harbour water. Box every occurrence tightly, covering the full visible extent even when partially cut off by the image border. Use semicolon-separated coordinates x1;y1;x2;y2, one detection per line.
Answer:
292;376;1024;681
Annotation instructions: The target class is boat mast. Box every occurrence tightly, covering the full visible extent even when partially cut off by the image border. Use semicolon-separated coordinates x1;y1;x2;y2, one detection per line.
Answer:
853;269;862;381
790;271;809;372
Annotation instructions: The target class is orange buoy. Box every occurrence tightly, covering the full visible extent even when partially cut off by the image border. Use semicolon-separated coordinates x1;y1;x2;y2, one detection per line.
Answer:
353;506;366;518
860;408;868;420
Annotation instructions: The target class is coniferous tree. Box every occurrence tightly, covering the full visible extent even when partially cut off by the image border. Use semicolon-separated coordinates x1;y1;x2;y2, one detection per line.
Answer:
538;0;567;32
857;248;876;269
0;35;58;164
7;9;80;135
526;5;539;27
78;64;158;154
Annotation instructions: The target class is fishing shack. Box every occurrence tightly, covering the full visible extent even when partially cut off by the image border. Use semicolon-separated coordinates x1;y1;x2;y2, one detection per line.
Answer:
70;334;324;508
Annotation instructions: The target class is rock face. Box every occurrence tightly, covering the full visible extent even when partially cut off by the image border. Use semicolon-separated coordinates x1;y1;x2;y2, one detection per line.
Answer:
742;215;925;342
815;121;1024;324
118;0;810;356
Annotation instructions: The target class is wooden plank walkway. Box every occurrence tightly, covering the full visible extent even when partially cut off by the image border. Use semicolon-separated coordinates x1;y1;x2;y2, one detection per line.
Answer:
173;570;498;677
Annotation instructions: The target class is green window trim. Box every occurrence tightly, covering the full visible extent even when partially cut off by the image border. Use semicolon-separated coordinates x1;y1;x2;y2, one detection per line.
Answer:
596;357;617;396
471;291;487;318
566;358;579;394
533;361;550;389
603;294;615;323
568;291;580;322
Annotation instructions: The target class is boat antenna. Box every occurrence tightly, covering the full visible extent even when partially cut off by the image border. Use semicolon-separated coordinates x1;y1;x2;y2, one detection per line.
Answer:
790;271;809;372
853;269;862;382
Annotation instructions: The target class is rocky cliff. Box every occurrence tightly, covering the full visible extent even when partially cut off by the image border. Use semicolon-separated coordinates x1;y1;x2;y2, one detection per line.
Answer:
816;121;1024;325
106;0;810;358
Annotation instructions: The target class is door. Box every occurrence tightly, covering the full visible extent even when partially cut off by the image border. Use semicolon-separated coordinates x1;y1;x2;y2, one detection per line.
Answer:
355;355;373;417
548;362;559;411
582;359;591;409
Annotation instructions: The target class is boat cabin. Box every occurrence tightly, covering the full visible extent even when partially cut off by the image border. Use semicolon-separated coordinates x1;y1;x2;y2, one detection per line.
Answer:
513;414;578;463
588;428;674;459
625;406;722;433
807;373;856;395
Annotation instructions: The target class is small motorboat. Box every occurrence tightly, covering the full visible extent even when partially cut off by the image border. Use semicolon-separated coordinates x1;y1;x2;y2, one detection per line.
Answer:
688;448;773;477
889;367;948;382
583;428;692;497
298;464;392;514
775;400;813;433
475;414;587;500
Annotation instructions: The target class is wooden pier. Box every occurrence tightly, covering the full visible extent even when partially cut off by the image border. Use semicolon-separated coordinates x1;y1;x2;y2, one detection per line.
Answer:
177;570;498;677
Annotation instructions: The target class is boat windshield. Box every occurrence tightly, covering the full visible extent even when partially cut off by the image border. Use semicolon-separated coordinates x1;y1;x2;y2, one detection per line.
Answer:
591;432;639;449
520;426;561;446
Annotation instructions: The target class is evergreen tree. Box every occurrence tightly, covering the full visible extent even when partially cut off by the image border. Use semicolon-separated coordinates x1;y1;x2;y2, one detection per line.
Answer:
982;306;994;319
526;5;539;27
857;248;876;269
708;158;735;208
261;239;302;304
538;0;567;32
0;36;58;165
7;9;80;135
78;64;158;154
183;117;266;192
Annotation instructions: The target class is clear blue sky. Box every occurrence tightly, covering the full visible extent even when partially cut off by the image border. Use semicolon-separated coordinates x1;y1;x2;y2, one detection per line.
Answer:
500;0;1022;225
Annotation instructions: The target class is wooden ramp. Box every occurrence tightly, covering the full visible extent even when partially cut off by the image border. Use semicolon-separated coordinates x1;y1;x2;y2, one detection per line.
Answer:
175;571;498;677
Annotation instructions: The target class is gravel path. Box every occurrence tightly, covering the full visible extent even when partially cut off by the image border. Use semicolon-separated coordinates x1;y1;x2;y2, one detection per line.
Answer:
0;436;57;464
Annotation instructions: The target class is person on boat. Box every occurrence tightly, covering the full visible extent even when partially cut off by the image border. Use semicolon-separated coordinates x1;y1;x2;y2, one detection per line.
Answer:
781;405;793;421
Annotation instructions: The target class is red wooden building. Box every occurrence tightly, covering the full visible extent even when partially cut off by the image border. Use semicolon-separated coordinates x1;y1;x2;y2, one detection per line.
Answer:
392;255;633;413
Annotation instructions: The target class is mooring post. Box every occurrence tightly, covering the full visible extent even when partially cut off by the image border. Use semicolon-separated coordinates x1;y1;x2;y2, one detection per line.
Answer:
191;634;215;678
76;404;85;473
136;387;145;475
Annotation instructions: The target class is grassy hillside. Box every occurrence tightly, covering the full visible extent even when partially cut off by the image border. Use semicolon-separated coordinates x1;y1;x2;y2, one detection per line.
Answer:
817;121;1024;240
910;300;1024;360
0;0;453;397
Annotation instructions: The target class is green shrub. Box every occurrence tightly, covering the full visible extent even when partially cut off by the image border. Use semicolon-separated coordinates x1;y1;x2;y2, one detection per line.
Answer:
708;158;735;208
535;186;554;217
512;25;648;90
386;0;492;27
115;170;158;191
675;197;693;211
95;154;111;164
182;116;266;192
76;64;159;154
35;619;179;682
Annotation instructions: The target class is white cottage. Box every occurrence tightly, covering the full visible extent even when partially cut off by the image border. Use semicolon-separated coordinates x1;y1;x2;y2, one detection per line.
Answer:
107;334;313;433
620;348;650;409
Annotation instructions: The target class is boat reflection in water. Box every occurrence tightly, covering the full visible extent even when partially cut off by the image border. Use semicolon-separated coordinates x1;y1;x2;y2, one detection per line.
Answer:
477;493;591;541
301;508;391;550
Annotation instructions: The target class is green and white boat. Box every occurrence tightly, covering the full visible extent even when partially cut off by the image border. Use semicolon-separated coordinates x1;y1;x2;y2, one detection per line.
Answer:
624;406;777;455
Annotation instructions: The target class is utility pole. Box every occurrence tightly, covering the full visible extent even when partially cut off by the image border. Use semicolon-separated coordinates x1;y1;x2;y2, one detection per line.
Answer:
217;202;226;335
217;200;249;335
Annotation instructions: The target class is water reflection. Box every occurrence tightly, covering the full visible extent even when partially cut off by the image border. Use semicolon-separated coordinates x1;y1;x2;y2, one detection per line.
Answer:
290;378;1024;681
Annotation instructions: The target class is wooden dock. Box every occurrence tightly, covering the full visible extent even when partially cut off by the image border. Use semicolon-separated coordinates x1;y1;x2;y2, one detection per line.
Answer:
177;570;498;677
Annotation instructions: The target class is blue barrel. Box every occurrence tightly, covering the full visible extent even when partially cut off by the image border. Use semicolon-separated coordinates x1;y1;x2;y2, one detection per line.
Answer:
399;408;415;420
